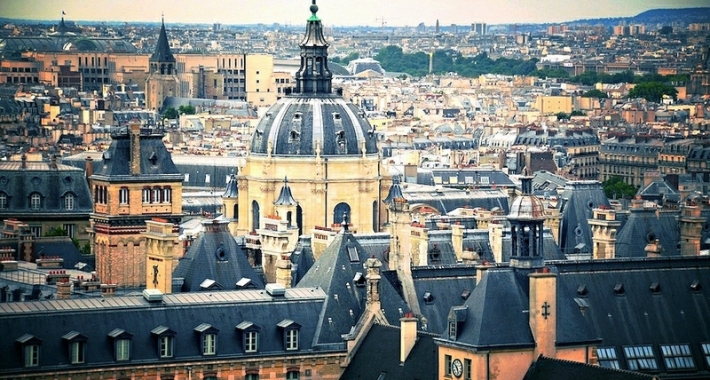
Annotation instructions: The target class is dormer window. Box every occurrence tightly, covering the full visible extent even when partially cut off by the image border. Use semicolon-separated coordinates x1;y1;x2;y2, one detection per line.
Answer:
294;112;302;120
236;321;260;353
64;193;75;210
16;334;42;368
30;193;41;210
194;323;219;356
448;320;457;341
62;331;87;364
0;192;8;210
151;326;176;358
148;151;158;166
277;319;300;351
107;328;132;362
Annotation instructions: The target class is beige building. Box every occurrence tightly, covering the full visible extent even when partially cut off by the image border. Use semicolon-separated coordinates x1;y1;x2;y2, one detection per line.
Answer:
535;95;573;115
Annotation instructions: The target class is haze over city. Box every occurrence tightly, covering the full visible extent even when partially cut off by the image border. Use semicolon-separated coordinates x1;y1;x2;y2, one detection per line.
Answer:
2;0;709;26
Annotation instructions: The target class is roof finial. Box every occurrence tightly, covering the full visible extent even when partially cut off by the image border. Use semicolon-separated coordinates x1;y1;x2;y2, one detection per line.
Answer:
308;0;320;21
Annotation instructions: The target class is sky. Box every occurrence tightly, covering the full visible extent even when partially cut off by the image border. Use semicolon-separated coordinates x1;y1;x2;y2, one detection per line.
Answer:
1;0;708;26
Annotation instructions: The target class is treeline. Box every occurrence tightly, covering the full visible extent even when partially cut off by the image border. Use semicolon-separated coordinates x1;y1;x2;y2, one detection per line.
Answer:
374;46;538;78
374;46;688;86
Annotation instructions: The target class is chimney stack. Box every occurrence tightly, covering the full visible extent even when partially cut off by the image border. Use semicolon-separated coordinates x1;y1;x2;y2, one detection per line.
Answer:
57;280;72;300
21;153;27;169
400;314;418;363
85;156;94;179
130;123;141;175
529;269;557;358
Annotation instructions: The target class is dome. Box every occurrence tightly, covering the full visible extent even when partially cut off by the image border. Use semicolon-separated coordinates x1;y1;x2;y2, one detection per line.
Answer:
249;96;378;156
508;195;546;221
248;0;377;157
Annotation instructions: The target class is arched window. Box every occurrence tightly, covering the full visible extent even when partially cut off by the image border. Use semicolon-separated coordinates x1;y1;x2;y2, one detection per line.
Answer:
372;201;378;232
296;205;303;236
251;201;260;232
233;204;238;220
65;193;75;210
30;193;41;210
333;202;351;226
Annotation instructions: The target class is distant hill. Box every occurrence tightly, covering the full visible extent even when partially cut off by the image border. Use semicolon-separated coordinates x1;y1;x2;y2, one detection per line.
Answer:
567;7;710;27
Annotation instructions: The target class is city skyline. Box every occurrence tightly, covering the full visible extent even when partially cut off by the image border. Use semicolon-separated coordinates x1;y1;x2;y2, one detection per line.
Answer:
1;0;708;27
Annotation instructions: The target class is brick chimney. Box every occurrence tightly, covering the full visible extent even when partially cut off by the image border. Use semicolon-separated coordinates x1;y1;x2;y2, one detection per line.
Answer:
85;156;93;179
400;313;418;363
645;239;663;258
57;280;72;299
275;255;293;289
130;123;141;175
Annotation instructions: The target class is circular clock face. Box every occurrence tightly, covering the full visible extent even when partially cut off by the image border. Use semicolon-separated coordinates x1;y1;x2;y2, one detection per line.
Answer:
452;358;463;377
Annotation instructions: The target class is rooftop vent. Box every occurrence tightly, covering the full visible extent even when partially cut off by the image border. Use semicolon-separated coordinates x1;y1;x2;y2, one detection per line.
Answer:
649;282;660;293
265;283;286;297
423;291;434;303
613;283;624;295
691;280;702;292
142;288;163;302
236;277;252;288
577;284;588;296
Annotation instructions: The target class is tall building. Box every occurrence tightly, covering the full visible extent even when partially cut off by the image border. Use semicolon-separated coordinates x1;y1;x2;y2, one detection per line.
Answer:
145;18;181;111
235;0;387;273
89;124;183;287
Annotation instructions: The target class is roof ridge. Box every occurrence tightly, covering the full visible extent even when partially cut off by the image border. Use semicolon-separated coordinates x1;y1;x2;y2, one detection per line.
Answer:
535;355;657;378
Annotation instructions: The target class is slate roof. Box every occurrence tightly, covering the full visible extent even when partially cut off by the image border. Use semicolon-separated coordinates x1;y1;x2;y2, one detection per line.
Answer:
558;181;611;256
274;178;298;206
339;323;438;380
173;220;264;292
0;160;93;218
91;130;182;181
401;184;510;215
416;168;515;189
614;208;680;258
150;19;175;63
249;96;379;157
296;231;410;345
223;174;238;198
411;266;477;334
440;268;536;348
523;355;657;380
0;288;333;375
554;256;710;377
290;235;316;286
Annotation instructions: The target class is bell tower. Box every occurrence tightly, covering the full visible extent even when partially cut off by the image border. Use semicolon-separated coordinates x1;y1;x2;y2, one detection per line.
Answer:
508;170;545;269
146;16;180;111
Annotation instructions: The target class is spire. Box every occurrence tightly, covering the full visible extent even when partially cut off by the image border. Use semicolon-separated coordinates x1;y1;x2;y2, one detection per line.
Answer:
274;177;298;206
383;176;405;207
294;0;333;94
150;16;176;64
223;174;238;198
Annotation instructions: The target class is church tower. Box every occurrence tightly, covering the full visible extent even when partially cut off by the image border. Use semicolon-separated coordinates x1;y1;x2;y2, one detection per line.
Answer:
222;174;239;235
146;17;180;111
90;123;184;287
237;0;386;236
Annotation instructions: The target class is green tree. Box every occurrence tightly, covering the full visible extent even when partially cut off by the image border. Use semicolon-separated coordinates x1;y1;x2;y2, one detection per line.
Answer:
570;110;586;117
582;89;608;98
45;227;68;237
178;105;196;115
628;82;678;103
556;112;570;120
340;52;360;65
163;107;179;119
602;176;638;199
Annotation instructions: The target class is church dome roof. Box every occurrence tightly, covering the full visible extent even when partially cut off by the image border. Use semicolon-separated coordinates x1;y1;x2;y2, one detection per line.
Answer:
249;95;378;156
248;0;377;157
508;195;546;221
